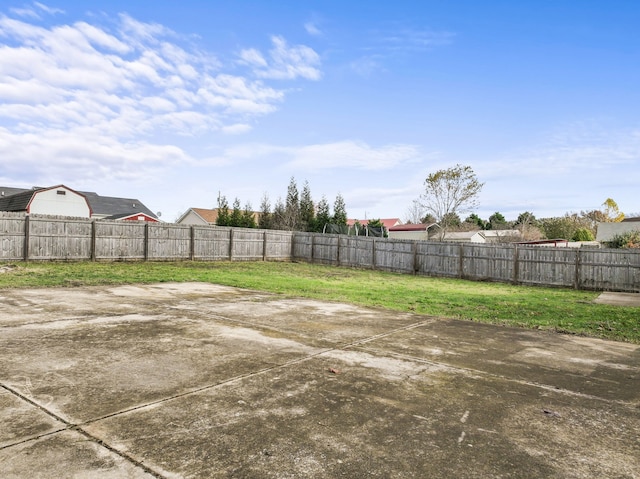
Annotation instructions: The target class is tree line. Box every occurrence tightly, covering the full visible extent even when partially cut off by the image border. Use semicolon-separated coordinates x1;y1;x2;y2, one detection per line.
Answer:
410;164;637;247
215;177;347;232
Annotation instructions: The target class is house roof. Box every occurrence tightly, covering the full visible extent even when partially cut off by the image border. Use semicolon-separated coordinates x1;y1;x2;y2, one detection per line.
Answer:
389;223;437;232
103;212;160;221
191;208;220;223
622;216;640;222
82;192;157;219
347;218;401;229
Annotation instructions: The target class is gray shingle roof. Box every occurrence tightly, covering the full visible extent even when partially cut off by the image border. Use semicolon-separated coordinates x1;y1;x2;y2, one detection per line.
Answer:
0;188;36;211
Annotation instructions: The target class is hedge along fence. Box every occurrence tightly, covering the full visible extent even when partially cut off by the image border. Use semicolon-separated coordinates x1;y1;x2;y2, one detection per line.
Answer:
1;212;639;292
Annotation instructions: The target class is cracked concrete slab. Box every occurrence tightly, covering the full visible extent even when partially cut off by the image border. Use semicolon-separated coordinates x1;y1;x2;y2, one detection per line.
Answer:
1;282;639;478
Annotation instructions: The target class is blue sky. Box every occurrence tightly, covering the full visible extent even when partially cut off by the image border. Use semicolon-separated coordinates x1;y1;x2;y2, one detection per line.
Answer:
1;1;638;222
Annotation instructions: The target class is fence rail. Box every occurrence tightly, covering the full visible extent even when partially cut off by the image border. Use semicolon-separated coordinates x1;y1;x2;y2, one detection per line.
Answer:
1;212;638;292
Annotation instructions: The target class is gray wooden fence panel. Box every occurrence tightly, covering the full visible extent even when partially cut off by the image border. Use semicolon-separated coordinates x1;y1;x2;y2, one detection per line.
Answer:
373;239;414;273
231;228;265;261
517;246;577;287
338;236;374;268
0;212;25;259
28;215;92;260
417;242;461;278
312;234;339;264
94;220;145;260
292;232;313;260
462;243;515;282
265;230;293;260
148;224;191;260
192;225;224;260
578;249;640;292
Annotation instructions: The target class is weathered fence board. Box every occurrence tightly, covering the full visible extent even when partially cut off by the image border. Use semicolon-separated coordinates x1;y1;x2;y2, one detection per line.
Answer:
95;221;145;260
28;215;92;260
1;213;638;292
0;212;25;259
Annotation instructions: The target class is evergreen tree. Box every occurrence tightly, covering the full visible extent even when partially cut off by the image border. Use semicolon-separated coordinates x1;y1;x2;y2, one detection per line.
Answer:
299;180;315;231
284;176;300;230
332;193;347;225
258;193;273;230
315;195;331;232
241;202;257;228
230;198;243;227
272;197;286;230
216;194;230;226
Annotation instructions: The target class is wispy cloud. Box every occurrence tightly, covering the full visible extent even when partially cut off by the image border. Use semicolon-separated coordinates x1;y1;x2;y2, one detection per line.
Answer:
206;140;422;171
0;8;320;185
304;21;322;37
239;35;321;80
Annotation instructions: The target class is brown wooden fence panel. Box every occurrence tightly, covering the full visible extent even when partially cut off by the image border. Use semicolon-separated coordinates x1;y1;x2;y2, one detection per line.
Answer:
94;220;145;260
28;215;92;260
0;212;25;260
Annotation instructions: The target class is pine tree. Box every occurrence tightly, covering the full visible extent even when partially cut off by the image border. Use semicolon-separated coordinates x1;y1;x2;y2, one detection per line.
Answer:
230;198;243;227
241;202;257;228
299;180;315;231
272;197;286;230
315;196;331;232
216;194;230;226
284;176;300;230
332;193;347;225
258;193;273;230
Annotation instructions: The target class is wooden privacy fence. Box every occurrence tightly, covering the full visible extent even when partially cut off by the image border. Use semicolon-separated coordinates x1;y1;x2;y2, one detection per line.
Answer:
1;212;639;292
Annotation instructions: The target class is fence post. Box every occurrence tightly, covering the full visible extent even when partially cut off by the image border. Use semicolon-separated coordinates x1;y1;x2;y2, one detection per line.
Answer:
372;238;377;270
336;235;340;266
263;230;268;261
228;228;234;260
91;220;97;261
512;243;519;284
143;222;149;260
190;226;195;261
459;243;464;279
23;215;30;261
412;240;418;274
574;249;581;290
310;233;314;262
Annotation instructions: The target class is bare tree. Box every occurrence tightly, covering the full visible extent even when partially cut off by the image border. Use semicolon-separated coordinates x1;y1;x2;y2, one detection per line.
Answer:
419;164;484;240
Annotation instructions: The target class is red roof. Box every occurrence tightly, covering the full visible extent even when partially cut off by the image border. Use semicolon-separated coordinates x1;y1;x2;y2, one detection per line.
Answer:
347;218;401;229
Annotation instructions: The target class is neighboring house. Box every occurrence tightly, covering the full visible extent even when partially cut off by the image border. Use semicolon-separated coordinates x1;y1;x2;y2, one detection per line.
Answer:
437;231;487;243
480;230;522;243
176;208;220;225
0;185;91;217
388;223;438;240
596;217;640;243
176;207;260;226
0;185;158;221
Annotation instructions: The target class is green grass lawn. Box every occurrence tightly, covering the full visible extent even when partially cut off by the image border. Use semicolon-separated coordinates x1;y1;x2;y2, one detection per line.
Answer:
1;260;639;343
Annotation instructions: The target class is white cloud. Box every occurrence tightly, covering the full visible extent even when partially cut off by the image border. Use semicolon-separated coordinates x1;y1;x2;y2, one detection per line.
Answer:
286;140;421;170
0;9;320;184
239;35;321;81
304;22;322;36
